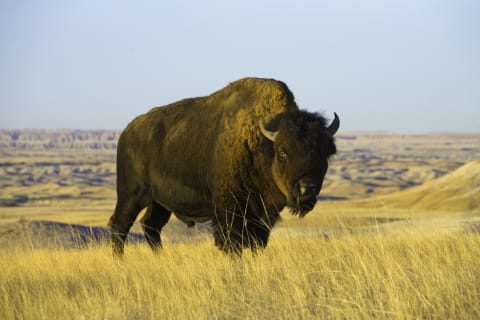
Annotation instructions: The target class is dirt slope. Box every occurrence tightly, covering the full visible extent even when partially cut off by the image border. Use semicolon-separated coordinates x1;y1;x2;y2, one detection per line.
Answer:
369;160;480;212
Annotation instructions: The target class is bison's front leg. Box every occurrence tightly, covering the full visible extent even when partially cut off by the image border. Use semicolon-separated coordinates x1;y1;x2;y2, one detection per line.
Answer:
212;208;244;256
244;219;272;251
243;202;280;252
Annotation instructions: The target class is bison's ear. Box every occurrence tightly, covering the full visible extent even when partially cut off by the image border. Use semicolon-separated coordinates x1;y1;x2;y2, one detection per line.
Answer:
326;112;340;136
259;121;278;142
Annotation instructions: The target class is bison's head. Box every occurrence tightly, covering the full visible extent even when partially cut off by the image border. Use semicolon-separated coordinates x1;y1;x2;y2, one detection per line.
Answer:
260;112;339;216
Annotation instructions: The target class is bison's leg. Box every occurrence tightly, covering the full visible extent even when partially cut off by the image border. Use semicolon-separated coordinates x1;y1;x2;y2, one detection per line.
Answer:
214;219;271;254
245;219;272;251
213;210;244;256
245;205;280;251
109;197;145;257
141;202;171;251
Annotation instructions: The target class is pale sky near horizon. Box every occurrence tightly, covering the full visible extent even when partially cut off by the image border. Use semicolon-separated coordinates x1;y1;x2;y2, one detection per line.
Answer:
1;0;479;132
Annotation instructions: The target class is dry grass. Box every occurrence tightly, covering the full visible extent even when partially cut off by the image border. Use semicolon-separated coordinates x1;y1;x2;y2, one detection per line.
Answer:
1;225;479;320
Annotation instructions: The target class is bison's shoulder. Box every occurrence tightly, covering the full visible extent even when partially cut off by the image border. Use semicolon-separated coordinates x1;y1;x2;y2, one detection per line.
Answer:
207;77;297;116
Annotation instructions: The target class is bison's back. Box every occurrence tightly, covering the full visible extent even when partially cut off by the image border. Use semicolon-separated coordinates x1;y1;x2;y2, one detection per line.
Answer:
120;77;298;170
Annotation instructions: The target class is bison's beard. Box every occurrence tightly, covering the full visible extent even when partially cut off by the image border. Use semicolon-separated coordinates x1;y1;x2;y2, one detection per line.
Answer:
288;195;317;217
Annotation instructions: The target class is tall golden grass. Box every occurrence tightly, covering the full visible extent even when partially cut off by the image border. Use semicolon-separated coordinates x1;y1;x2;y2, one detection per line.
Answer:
1;228;479;319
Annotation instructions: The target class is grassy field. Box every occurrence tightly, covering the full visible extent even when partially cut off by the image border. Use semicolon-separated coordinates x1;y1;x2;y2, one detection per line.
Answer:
0;131;479;319
1;224;479;319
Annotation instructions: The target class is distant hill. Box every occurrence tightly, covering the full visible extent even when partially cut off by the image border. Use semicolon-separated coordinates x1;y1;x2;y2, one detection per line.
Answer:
0;129;119;151
367;160;480;212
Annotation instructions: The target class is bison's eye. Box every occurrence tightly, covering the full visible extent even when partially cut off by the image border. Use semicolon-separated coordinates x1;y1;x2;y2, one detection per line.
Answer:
278;149;288;162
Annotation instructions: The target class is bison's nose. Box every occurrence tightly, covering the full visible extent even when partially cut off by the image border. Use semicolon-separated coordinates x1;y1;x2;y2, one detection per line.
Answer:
295;178;319;197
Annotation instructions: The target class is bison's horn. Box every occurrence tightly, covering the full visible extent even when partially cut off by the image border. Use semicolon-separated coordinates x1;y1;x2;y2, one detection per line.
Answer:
326;112;340;136
259;121;278;142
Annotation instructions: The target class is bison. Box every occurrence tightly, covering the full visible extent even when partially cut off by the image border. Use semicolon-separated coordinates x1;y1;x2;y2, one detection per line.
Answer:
109;77;339;256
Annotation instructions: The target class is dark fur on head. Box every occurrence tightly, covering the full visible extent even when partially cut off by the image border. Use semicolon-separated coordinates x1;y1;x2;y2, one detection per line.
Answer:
259;110;337;217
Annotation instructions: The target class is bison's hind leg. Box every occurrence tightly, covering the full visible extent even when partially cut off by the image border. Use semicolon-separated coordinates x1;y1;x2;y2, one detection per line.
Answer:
109;198;145;257
141;202;171;251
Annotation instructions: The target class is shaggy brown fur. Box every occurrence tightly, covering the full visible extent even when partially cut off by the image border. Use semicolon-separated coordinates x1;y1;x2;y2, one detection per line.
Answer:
109;77;339;256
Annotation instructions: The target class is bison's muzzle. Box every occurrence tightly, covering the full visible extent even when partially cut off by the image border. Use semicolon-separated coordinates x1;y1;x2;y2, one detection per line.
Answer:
293;178;321;216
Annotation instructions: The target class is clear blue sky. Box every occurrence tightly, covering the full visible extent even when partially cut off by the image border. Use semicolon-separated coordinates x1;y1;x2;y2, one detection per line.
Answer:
1;0;479;132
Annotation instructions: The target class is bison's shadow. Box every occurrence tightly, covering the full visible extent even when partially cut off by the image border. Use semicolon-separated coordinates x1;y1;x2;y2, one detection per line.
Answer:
0;219;145;250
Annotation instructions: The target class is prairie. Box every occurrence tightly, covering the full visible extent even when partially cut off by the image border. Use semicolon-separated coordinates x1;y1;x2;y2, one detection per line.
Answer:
2;227;479;319
0;130;479;319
